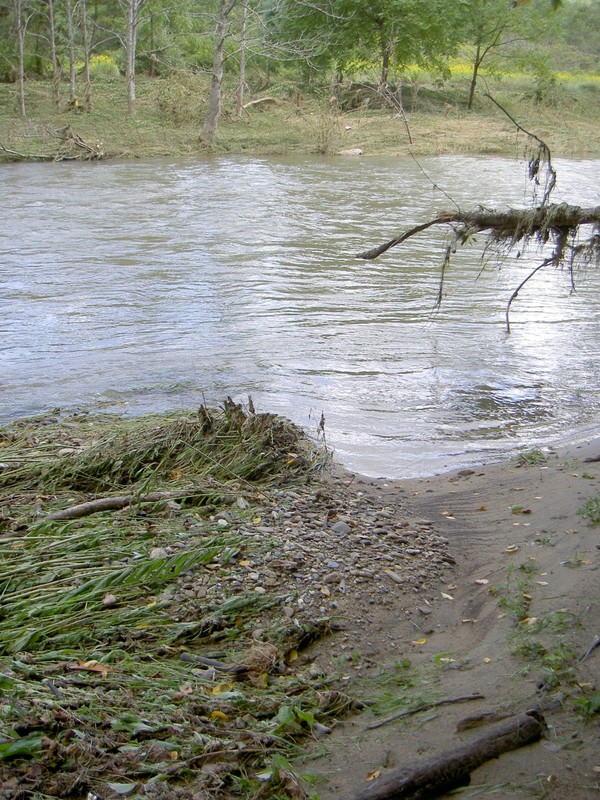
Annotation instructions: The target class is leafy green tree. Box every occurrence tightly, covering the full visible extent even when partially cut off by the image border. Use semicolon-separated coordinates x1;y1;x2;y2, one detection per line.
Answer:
460;0;562;110
269;0;465;87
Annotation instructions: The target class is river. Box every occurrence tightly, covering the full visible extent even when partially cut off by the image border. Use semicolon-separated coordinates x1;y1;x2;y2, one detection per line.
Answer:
1;154;599;478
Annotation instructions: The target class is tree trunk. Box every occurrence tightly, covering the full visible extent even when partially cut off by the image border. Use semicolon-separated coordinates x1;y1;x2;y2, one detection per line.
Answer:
65;0;77;106
48;0;61;108
13;0;26;117
378;22;395;89
202;0;236;143
468;42;482;110
80;0;92;111
236;0;248;117
123;0;144;115
126;0;137;115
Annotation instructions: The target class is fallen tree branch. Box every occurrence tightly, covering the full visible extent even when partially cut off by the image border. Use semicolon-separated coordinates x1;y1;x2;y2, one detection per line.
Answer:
366;693;485;730
1;126;104;163
357;205;600;262
0;142;56;161
46;492;175;520
357;204;600;331
351;710;545;800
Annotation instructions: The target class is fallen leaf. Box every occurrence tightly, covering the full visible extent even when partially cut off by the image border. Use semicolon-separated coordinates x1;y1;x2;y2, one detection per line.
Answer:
248;672;269;689
212;683;235;695
67;660;110;678
536;581;549;586
441;592;454;600
178;684;194;695
287;649;298;664
412;638;427;646
521;617;539;625
320;586;331;597
475;579;489;585
477;505;488;511
505;544;519;553
366;770;381;781
462;618;478;624
169;751;178;761
210;710;229;722
483;657;492;664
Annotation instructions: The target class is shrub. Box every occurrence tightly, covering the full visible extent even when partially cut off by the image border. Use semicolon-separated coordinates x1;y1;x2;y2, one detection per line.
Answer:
89;54;120;80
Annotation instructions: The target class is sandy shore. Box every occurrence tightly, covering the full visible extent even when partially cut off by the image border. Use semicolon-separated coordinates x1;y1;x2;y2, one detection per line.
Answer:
304;437;600;799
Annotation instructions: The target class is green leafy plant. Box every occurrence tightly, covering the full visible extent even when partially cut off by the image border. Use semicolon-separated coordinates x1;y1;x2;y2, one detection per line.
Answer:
578;492;600;526
514;449;549;466
574;689;600;720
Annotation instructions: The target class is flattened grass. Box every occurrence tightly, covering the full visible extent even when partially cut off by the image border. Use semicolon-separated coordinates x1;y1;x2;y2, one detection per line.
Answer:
0;404;334;799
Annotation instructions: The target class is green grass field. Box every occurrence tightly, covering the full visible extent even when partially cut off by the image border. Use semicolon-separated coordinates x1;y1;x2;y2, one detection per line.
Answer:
1;66;599;161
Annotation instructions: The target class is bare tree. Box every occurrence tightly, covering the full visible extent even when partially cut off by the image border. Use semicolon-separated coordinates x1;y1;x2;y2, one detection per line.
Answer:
202;0;237;143
118;0;145;115
236;0;248;117
80;0;92;110
13;0;26;116
47;0;61;107
65;0;77;106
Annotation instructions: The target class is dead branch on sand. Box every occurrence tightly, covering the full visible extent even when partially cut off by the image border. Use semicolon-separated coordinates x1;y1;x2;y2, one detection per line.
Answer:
351;709;546;800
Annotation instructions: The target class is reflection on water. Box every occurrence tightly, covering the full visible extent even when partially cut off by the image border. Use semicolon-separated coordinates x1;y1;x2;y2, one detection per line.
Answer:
1;154;599;477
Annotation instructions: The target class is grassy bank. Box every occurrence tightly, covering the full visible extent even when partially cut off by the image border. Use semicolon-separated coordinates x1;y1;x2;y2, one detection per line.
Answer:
1;71;600;162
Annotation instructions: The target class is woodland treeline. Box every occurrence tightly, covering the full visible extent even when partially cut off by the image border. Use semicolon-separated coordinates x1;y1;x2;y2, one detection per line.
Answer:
1;0;599;140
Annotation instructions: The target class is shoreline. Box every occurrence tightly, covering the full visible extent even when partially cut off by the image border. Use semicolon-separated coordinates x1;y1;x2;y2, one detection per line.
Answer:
308;432;600;799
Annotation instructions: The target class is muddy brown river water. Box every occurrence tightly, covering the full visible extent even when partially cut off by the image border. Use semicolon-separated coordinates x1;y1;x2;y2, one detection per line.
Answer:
1;154;599;477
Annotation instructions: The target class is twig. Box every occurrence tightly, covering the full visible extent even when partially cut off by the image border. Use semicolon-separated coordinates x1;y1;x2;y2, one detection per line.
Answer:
578;634;600;664
505;257;553;333
484;93;556;205
357;214;455;260
180;652;247;675
366;693;485;730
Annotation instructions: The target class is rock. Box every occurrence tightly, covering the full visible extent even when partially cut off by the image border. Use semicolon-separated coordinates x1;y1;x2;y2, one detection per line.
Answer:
418;605;433;615
331;521;351;535
338;148;363;156
149;547;168;559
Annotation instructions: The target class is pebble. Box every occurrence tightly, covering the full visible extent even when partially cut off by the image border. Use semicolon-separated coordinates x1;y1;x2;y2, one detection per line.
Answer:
331;521;351;534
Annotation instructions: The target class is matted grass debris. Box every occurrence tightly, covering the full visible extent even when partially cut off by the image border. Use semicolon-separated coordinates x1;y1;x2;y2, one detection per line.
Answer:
0;403;345;800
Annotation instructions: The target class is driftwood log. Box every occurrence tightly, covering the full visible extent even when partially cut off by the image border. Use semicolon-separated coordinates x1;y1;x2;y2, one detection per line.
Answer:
46;492;174;520
351;709;545;800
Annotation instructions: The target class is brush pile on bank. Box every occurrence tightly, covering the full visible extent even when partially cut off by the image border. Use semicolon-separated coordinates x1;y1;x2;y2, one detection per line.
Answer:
0;402;454;799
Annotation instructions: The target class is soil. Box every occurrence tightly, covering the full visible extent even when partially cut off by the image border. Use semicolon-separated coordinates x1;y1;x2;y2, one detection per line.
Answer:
301;439;600;800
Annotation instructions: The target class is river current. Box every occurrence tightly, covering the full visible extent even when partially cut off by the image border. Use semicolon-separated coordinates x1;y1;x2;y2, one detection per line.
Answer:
1;154;599;477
